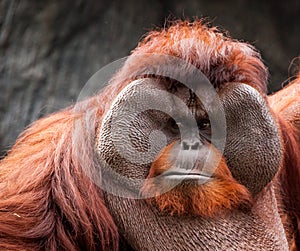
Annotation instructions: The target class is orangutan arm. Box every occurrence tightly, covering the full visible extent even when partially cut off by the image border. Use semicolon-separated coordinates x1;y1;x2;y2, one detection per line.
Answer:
269;74;300;250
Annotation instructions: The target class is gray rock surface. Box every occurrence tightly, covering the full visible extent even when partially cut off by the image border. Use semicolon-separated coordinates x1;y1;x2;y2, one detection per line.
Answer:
0;0;299;155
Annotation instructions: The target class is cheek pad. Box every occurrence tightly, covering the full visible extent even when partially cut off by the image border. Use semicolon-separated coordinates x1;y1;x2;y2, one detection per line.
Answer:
96;78;189;195
219;83;282;195
97;79;162;181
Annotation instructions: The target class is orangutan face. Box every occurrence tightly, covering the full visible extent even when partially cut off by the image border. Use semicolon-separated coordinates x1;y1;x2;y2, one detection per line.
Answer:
97;74;281;217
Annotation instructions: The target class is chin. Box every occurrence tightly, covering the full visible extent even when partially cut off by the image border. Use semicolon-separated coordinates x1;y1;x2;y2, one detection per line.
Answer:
141;140;253;217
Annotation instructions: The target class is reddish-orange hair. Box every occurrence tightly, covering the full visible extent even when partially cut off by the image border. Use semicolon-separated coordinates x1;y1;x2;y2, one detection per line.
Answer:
270;74;300;249
0;97;120;250
112;20;268;95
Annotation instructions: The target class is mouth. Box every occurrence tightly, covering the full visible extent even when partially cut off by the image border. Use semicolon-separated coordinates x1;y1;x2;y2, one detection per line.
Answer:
161;169;212;182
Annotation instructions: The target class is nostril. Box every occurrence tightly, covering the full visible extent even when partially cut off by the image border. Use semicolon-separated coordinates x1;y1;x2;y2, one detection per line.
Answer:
181;140;201;150
191;141;200;150
182;141;190;150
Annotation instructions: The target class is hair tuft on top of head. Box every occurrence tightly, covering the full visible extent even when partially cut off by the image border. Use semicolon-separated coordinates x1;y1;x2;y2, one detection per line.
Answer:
128;19;268;93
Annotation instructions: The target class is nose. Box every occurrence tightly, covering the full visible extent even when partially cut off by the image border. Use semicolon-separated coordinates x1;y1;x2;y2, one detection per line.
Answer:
181;139;201;150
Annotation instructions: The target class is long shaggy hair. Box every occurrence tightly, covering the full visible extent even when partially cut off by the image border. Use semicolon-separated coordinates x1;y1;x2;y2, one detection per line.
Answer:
0;20;299;250
0;99;119;250
270;75;300;250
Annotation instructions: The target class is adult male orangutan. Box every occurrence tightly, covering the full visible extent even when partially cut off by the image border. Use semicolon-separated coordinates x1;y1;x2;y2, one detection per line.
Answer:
0;20;299;250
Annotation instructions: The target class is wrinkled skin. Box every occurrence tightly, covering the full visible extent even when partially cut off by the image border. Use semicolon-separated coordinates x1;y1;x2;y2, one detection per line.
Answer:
97;79;286;250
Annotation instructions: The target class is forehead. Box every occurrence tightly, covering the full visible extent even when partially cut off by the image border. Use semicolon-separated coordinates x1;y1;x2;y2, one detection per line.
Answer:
110;77;221;122
154;77;206;106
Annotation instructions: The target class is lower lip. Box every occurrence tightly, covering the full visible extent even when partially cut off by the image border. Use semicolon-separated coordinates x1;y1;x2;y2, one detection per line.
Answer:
163;174;211;182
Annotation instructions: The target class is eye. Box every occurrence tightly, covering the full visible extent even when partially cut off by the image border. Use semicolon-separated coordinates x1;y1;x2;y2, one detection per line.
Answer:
198;119;210;131
168;118;180;134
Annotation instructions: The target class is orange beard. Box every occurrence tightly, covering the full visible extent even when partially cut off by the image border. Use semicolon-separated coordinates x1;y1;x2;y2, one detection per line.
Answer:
141;142;253;217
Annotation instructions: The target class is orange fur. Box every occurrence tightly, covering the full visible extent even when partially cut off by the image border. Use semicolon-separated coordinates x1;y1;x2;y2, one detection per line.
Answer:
270;74;300;250
141;141;252;217
0;100;119;250
112;20;268;96
269;76;300;145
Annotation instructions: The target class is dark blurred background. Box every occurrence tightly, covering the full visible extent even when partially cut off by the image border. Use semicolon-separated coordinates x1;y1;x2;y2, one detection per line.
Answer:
0;0;299;156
